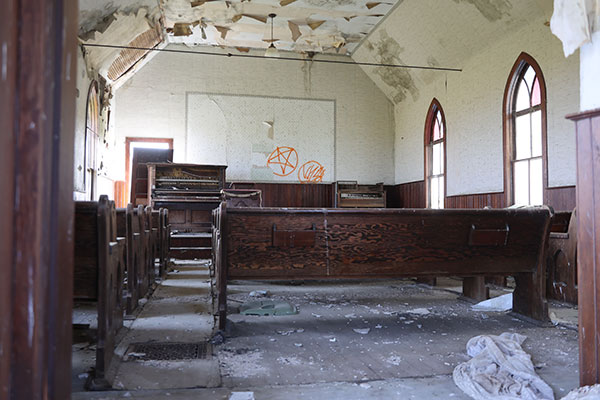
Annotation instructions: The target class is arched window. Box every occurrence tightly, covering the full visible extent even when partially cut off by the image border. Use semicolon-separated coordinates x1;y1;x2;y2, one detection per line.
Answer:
503;53;547;206
85;81;99;200
424;99;446;209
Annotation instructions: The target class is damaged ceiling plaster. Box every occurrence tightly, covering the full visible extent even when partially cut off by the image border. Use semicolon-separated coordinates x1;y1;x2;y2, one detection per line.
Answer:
160;0;401;54
78;0;401;87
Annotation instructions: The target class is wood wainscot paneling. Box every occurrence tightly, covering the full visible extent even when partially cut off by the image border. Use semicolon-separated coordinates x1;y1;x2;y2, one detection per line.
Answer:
385;181;425;208
545;186;576;211
568;108;600;386
229;182;334;208
446;193;506;209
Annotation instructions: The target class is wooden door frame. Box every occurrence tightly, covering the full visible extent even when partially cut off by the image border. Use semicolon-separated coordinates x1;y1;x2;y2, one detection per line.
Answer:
125;137;173;204
0;0;78;398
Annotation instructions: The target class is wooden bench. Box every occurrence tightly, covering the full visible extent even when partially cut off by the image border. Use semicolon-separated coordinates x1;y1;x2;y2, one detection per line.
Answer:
74;195;126;388
213;205;553;330
546;209;577;304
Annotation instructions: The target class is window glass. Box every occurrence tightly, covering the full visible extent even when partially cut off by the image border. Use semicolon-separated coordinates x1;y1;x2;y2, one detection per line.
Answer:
530;158;543;205
515;81;530;112
514;160;530;205
515;114;531;160
531;78;541;106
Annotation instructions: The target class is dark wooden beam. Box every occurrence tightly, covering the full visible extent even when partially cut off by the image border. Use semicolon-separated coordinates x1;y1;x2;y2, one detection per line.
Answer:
569;108;600;386
0;0;78;398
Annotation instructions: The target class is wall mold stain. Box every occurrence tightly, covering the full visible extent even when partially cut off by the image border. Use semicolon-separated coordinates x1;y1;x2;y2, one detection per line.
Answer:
452;0;513;22
366;30;418;104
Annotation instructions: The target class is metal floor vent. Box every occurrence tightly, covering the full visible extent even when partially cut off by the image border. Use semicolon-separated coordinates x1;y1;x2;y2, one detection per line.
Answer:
125;342;210;361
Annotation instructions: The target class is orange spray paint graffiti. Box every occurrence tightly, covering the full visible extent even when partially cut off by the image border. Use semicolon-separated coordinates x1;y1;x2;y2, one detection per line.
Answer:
298;160;325;183
267;146;298;177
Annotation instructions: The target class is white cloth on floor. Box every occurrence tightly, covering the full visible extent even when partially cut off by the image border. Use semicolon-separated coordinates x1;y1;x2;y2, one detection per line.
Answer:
561;384;600;399
453;332;554;400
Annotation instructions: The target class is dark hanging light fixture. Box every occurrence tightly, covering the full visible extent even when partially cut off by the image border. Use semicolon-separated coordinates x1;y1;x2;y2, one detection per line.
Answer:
265;13;279;58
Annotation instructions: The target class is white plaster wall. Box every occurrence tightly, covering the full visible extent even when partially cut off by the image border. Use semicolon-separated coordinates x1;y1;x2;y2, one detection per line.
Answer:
113;45;395;184
392;16;579;193
581;31;600;111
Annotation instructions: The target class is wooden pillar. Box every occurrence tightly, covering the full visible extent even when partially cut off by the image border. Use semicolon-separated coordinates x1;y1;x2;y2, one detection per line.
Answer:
569;109;600;386
0;0;78;398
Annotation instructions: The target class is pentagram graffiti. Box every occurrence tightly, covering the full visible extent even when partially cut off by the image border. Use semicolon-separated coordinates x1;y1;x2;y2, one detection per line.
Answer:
267;146;298;177
298;160;325;183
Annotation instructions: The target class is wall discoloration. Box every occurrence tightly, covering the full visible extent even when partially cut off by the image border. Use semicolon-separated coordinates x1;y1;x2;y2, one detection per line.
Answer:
452;0;512;22
366;30;418;104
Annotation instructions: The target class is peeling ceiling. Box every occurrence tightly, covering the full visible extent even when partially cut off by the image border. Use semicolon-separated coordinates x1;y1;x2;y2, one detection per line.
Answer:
160;0;400;54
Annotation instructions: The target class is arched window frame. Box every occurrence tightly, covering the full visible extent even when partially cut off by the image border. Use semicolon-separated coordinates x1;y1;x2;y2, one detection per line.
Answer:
503;52;548;206
424;98;447;209
84;80;99;200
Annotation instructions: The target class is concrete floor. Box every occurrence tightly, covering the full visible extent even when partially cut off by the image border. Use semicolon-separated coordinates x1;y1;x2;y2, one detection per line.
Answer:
73;260;580;400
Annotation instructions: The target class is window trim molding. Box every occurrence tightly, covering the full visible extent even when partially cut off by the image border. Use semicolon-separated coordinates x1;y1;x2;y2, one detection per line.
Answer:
502;52;548;206
82;80;99;198
424;98;447;208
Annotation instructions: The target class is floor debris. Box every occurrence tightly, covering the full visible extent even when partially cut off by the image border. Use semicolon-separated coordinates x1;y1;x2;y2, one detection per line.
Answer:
471;293;513;312
561;384;600;399
229;392;255;400
353;328;371;335
408;308;431;315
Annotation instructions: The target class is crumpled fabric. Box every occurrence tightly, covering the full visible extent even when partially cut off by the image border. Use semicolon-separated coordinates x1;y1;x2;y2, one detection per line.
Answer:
551;0;600;57
561;384;600;399
453;332;555;400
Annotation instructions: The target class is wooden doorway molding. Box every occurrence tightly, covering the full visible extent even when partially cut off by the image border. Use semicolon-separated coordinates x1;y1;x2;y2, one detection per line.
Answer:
125;137;173;203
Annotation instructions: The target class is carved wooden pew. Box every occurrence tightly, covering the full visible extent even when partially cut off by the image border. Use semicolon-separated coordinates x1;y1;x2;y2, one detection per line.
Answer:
214;205;553;330
546;209;577;304
74;195;125;388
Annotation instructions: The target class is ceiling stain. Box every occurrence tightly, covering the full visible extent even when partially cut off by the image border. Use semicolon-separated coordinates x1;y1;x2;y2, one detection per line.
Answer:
452;0;512;22
366;30;418;104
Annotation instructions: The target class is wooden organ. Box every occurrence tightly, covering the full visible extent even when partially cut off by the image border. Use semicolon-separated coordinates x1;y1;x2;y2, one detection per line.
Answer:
148;163;226;259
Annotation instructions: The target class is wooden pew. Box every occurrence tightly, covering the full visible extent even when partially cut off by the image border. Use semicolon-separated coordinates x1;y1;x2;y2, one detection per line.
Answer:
546;209;577;304
146;206;158;284
133;205;150;299
152;209;170;279
74;195;125;389
160;208;170;277
116;205;142;315
213;205;553;330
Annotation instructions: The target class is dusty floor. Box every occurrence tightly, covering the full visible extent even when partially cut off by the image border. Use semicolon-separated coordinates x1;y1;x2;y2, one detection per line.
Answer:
73;260;580;399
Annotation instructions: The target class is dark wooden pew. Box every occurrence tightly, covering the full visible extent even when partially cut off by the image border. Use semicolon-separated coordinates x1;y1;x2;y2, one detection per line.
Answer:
152;208;170;278
74;195;125;389
546;209;577;304
213;205;553;329
160;208;170;277
116;204;142;315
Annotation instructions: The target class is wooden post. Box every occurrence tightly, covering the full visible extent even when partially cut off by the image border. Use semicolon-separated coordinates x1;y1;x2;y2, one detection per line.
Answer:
568;109;600;386
0;0;78;398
